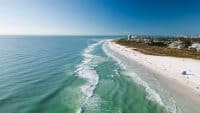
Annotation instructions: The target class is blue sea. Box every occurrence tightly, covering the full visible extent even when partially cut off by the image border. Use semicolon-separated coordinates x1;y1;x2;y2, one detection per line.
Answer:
0;36;197;113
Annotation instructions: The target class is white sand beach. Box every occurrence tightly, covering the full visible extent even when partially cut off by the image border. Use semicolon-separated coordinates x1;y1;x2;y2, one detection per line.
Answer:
107;40;200;97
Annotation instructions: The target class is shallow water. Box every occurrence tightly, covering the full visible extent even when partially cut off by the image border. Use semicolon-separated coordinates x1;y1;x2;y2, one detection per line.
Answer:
0;36;186;113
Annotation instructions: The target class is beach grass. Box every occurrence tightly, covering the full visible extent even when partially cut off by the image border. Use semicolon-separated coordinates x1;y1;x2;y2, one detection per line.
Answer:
115;39;200;60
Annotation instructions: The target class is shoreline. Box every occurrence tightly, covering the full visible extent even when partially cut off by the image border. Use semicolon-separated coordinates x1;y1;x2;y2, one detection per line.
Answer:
106;40;200;112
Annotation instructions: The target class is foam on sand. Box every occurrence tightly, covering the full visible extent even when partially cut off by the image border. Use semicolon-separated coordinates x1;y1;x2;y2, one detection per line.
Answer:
107;40;200;95
103;40;182;113
103;42;163;105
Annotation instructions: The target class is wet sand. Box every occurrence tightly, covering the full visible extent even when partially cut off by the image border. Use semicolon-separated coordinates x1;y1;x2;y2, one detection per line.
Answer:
106;40;200;113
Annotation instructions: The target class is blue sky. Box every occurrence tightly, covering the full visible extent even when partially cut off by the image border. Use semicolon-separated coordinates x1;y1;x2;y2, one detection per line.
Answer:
0;0;200;35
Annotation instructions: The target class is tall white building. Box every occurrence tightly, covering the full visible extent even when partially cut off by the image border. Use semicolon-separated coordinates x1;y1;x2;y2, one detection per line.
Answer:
128;35;132;40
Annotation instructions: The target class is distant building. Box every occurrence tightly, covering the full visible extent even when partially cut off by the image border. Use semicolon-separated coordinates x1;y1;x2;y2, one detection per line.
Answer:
128;35;132;40
188;43;200;52
143;39;167;47
131;35;136;39
144;39;151;44
168;40;184;49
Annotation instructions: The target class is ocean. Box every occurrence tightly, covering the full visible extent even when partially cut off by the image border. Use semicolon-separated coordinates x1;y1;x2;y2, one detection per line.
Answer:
0;36;182;113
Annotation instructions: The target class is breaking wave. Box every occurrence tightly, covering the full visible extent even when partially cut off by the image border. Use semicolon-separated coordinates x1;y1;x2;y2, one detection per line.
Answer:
102;41;181;113
75;40;104;113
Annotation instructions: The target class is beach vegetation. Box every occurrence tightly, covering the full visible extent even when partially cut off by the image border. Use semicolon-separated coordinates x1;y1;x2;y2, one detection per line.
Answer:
115;38;200;59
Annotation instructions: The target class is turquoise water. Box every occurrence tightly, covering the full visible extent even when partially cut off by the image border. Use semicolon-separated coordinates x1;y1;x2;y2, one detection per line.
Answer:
0;36;171;113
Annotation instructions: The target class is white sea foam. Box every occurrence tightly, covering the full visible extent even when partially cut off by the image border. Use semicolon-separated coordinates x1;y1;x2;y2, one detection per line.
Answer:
103;40;182;113
76;40;104;113
124;70;164;105
102;41;126;70
103;41;164;105
76;108;82;113
123;70;181;113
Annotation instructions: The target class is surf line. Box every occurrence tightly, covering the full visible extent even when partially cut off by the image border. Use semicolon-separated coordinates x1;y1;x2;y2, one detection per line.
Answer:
102;40;182;113
76;40;104;113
